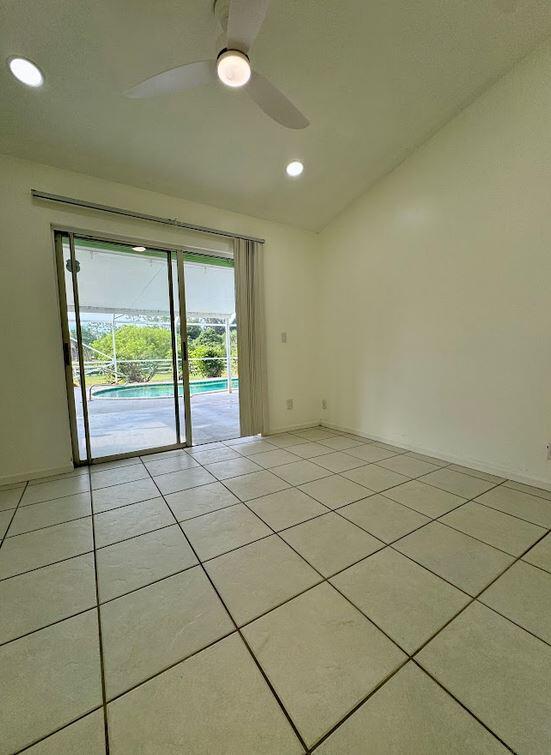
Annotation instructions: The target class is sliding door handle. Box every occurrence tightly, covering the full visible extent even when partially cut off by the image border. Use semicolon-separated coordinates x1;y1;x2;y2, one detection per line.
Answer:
63;341;71;366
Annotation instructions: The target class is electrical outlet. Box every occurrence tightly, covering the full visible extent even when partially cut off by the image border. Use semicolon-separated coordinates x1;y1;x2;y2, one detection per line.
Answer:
322;399;327;410
286;398;293;410
281;332;287;343
547;442;551;460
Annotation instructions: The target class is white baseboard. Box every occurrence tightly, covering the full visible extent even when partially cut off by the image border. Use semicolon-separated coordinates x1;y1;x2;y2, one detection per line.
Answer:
0;464;76;487
263;420;320;435
320;420;551;493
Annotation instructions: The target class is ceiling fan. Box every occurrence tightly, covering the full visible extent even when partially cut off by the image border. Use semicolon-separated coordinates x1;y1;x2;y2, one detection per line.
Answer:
124;0;309;130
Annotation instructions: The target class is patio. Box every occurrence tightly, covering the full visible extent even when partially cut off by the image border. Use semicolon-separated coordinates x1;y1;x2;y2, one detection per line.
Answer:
76;389;240;458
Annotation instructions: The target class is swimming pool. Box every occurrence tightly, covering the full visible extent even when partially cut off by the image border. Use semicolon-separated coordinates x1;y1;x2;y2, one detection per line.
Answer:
92;378;239;399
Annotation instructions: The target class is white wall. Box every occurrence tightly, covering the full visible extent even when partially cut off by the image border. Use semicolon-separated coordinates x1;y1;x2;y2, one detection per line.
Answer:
319;40;551;487
0;155;318;483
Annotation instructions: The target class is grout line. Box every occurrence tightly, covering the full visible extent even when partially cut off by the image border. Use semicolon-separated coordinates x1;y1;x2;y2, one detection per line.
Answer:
0;482;28;551
15;706;105;754
87;466;111;755
139;460;309;752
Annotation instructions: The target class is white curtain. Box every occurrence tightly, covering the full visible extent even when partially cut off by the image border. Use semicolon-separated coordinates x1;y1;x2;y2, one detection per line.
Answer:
234;237;266;436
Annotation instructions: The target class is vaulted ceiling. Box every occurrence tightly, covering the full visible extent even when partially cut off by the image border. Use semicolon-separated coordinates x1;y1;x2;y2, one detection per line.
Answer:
2;0;551;230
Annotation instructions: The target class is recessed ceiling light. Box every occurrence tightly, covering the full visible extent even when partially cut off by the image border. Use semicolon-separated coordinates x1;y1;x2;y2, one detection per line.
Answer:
7;56;44;88
132;246;146;252
216;49;251;88
286;161;304;177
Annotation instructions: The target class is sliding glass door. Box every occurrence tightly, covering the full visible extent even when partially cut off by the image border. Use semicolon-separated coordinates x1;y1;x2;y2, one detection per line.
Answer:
56;231;240;464
56;232;188;463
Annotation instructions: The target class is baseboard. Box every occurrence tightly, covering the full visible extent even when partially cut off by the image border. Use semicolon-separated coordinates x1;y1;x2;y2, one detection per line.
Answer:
320;420;551;493
263;420;320;435
0;464;76;487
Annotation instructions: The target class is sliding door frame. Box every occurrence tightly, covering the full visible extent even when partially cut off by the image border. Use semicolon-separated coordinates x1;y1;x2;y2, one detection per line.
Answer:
52;227;217;465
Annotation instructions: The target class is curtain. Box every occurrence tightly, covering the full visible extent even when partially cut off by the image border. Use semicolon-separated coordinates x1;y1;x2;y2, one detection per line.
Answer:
234;237;266;436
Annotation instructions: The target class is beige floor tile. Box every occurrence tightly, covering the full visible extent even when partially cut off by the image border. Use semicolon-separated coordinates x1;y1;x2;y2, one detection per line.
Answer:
343;464;409;493
345;444;400;463
504;479;551;500
205;457;263;480
0;611;102;754
272;460;332;486
0;553;96;645
262;433;306;448
383;479;466;517
142;454;199;477
186;446;241;465
101;567;232;698
377;455;439;478
0;509;13;537
285;442;334;458
153;467;216;495
8;493;91;536
339;494;430;543
94;497;173;548
299;475;373;509
92;478;159;514
523;532;551;572
205;535;321;625
317;662;507;754
96;525;197;602
293;428;338;442
479;561;551;644
165;482;239;521
417;602;551;754
441;501;546;556
0;485;24;511
107;633;302;753
0;518;94;580
231;439;278;456
447;464;504;483
419;468;496;499
247;488;327;530
181;504;271;560
317;436;364;451
24;710;105;754
394;521;512;595
21;475;90;506
280;512;383;577
332;549;469;654
475;485;551;528
250;448;301;469
311;451;366;473
184;441;226;455
243;583;405;747
223;470;290;501
90;465;149;490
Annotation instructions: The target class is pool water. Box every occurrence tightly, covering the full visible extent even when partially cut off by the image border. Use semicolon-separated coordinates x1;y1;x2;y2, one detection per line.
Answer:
92;378;239;399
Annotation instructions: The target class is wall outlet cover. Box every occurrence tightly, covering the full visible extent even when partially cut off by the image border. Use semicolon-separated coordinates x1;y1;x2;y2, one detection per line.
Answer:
286;398;293;410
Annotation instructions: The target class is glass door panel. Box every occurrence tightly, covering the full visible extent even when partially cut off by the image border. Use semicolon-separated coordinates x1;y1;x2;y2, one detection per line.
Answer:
58;233;184;461
183;254;240;444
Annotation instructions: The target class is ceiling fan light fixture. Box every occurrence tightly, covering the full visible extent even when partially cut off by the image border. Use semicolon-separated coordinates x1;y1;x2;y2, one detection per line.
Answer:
7;56;44;87
286;160;304;177
216;49;251;88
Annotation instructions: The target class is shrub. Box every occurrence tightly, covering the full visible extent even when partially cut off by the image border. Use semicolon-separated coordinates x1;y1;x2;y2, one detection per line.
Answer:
190;344;225;378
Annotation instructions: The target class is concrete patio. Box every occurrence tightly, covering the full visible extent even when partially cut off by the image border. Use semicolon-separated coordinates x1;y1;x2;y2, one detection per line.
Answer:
76;389;240;458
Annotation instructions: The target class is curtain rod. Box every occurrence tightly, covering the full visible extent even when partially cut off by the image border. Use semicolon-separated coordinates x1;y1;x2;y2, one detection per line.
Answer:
31;189;265;244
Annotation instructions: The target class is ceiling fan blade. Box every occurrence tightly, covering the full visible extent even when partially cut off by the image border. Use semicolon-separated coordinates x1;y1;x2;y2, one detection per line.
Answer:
247;72;309;129
125;60;216;98
227;0;271;53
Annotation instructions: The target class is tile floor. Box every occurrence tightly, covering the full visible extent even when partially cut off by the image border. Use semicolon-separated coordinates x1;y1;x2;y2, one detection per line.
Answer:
1;428;551;753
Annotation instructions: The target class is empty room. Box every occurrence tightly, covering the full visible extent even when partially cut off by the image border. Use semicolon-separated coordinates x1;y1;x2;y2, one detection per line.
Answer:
1;0;551;752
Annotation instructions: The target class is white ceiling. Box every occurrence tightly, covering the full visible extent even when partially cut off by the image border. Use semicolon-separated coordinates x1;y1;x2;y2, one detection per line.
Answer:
2;0;551;231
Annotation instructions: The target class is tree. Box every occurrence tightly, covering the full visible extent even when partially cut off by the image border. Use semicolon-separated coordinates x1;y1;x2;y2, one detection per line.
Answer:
189;344;225;378
91;324;172;382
